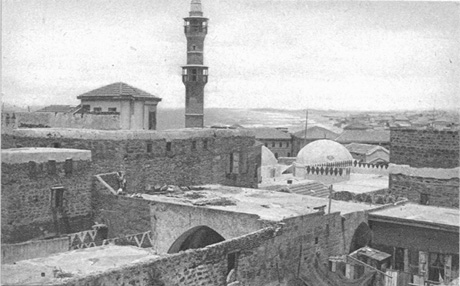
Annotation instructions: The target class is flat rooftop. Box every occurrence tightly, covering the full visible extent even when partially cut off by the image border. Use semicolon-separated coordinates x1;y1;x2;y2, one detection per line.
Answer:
2;147;92;164
369;203;459;229
1;245;158;285
332;173;388;194
142;185;379;221
259;173;388;195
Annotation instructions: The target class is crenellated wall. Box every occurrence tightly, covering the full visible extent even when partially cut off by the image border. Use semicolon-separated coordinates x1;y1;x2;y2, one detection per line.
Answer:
2;128;260;190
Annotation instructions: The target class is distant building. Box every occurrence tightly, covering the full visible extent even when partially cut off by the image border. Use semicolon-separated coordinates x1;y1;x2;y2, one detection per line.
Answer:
35;105;76;113
345;143;389;164
343;122;371;130
76;82;162;130
291;126;339;156
335;129;390;150
247;128;292;158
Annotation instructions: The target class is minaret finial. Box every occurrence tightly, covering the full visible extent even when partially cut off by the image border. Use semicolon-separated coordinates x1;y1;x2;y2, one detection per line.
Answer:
190;0;203;17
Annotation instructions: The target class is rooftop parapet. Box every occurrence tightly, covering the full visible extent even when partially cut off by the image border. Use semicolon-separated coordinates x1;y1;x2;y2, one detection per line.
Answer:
6;128;255;141
2;147;92;164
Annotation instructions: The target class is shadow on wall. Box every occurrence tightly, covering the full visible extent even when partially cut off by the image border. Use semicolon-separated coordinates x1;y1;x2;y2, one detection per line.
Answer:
168;225;225;254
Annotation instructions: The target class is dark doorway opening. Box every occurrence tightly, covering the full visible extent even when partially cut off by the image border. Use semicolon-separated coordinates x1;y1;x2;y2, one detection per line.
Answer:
168;226;225;254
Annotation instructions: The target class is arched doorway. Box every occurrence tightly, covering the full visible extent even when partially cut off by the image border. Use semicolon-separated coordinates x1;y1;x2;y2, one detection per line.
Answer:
168;226;225;254
349;222;372;253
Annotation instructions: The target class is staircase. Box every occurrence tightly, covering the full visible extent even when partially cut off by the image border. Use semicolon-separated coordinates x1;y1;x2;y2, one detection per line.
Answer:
289;182;330;198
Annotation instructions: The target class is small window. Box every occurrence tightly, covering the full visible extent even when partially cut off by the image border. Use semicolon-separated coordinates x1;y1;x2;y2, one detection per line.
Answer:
420;193;429;205
192;69;197;75
203;139;208;150
274;153;278;159
108;108;117;112
227;252;239;275
203;69;208;75
147;143;153;153
48;160;56;175
93;107;102;113
315;237;319;244
64;159;73;176
279;142;282;147
52;187;65;208
53;142;61;148
287;152;291;157
166;142;172;152
82;105;90;112
192;45;196;51
182;69;188;75
191;140;196;150
272;142;275;147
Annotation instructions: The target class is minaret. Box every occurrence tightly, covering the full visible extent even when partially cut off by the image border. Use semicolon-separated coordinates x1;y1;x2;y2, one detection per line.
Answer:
182;0;208;128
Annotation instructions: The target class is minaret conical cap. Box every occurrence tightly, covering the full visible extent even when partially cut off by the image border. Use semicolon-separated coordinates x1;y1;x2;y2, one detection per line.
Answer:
189;0;203;16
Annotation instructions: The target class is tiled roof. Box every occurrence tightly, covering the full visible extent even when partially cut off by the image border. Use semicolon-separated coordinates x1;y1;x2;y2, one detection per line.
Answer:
343;122;371;130
293;126;338;140
77;82;161;100
335;130;390;144
35;105;76;113
345;143;388;155
246;128;291;140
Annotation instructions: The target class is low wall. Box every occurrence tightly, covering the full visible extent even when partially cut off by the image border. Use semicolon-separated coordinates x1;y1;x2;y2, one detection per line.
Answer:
351;164;389;175
1;112;121;131
1;237;69;264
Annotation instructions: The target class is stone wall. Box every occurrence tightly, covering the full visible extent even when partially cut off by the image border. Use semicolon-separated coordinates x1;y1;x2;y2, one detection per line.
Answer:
1;237;69;264
92;176;152;238
48;210;368;286
1;159;94;243
2;111;121;130
390;128;459;168
150;201;269;253
2;128;259;190
389;173;459;208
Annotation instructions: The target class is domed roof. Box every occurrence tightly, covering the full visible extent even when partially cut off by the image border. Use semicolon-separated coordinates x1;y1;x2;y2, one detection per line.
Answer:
261;146;278;166
296;139;353;165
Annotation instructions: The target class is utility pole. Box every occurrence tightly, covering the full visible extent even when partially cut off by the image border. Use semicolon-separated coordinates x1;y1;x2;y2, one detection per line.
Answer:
328;185;333;214
303;109;308;147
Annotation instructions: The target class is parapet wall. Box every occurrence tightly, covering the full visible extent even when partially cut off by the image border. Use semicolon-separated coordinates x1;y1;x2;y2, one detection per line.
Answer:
390;128;459;168
1;112;121;130
48;209;368;286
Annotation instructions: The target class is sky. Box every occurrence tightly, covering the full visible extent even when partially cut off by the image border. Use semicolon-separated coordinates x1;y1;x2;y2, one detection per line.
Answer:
2;0;459;111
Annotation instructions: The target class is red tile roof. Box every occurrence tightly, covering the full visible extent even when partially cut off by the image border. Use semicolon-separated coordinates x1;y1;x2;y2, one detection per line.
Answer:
246;128;291;140
77;82;161;101
293;126;338;140
335;130;390;144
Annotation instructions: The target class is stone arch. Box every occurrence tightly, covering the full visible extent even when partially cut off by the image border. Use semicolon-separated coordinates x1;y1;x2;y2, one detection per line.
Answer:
349;222;372;253
167;225;225;254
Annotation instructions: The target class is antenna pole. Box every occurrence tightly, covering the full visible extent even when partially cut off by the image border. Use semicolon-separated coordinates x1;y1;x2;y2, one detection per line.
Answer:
303;110;308;147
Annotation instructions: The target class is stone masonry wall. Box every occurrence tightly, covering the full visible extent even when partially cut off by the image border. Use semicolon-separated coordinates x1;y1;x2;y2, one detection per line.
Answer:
2;111;121;130
49;210;367;286
2;129;259;190
390;128;459;168
1;160;94;243
389;173;459;208
91;176;151;238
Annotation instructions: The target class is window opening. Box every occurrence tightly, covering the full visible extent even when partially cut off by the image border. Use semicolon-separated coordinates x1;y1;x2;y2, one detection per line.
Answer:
64;159;73;176
166;142;172;152
108;107;117;112
147;143;153;153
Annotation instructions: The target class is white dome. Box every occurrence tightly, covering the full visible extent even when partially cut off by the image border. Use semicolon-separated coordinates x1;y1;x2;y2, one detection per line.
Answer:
296;139;353;165
261;146;278;166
